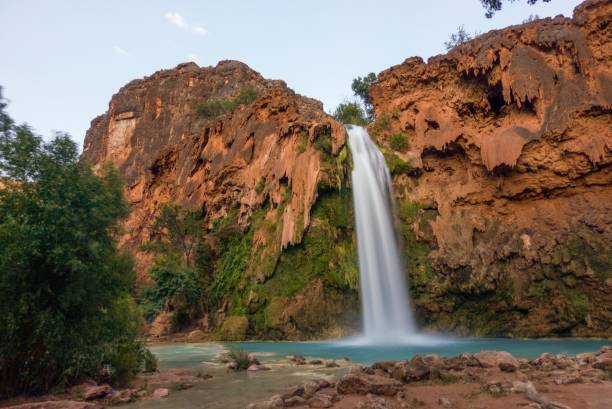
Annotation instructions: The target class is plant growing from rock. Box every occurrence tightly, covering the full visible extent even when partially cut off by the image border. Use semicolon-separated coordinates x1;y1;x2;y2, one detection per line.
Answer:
196;87;259;118
225;348;251;370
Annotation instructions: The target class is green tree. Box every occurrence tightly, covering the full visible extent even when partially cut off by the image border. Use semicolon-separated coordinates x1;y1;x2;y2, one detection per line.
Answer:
481;0;551;18
0;90;146;397
141;203;212;326
351;73;377;121
144;203;204;267
333;102;369;126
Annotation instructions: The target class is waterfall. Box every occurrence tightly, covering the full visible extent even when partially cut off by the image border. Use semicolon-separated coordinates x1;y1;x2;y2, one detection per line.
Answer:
347;125;417;342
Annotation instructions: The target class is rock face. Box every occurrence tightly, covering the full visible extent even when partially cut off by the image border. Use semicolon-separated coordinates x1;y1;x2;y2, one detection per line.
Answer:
82;60;358;339
370;0;611;337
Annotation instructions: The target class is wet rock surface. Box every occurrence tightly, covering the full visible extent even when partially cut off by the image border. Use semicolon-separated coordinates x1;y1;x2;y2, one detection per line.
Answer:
248;346;612;409
369;0;612;337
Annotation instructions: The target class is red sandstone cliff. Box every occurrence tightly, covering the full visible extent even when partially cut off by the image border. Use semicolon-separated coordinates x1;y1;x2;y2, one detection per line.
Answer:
82;61;356;339
370;0;611;336
82;61;345;278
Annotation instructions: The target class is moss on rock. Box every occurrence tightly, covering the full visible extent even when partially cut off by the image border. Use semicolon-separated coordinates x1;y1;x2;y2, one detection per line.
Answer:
218;316;249;340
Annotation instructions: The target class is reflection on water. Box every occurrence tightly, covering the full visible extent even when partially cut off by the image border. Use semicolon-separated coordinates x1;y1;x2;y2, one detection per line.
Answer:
127;338;609;409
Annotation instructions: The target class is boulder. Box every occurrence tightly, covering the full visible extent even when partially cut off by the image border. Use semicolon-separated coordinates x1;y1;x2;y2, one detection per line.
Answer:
83;384;112;400
438;397;454;408
290;355;307;365
337;373;402;396
283;395;306;407
187;329;205;341
247;364;270;371
474;351;519;371
110;389;136;404
372;361;397;373
308;392;334;408
152;388;169;398
593;350;612;370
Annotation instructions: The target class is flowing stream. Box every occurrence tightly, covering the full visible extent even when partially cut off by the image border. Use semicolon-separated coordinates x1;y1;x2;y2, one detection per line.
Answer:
346;125;417;342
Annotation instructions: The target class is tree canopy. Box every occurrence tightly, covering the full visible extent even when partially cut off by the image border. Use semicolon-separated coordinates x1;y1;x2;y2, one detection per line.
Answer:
0;88;146;397
333;101;369;126
351;73;377;121
481;0;552;18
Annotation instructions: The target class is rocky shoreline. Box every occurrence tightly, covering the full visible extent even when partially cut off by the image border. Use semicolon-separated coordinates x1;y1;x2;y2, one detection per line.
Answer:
2;346;610;409
248;346;612;409
0;368;211;409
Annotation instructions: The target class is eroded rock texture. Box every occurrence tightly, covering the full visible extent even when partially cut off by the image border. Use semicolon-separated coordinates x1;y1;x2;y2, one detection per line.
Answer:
370;0;611;337
82;61;358;339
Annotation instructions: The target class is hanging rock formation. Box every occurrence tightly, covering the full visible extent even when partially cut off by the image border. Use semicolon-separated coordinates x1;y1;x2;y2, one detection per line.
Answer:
82;61;358;339
370;0;611;336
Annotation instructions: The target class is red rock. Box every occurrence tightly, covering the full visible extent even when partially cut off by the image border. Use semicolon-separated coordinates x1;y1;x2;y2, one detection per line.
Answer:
5;403;102;409
369;0;612;337
82;60;349;339
337;373;402;396
83;384;112;400
474;351;519;370
152;388;169;398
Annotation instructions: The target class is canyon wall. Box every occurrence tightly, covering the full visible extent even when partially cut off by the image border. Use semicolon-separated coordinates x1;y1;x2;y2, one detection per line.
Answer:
82;61;358;339
83;0;611;340
370;0;611;336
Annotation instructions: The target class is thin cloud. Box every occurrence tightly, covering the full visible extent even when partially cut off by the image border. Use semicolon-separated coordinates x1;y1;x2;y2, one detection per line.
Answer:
192;25;207;35
188;53;198;62
113;46;128;56
164;12;206;36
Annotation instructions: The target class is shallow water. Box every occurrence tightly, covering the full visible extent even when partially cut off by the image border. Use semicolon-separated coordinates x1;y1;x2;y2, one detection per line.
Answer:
127;338;609;409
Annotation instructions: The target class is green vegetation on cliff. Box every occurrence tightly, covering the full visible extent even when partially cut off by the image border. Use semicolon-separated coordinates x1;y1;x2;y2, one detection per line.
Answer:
333;102;368;126
196;86;259;118
0;90;147;397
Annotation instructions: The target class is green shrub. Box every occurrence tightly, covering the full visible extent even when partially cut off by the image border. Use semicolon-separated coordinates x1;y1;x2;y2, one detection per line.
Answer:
218;317;249;341
390;133;409;152
314;134;333;155
141;256;202;325
142;348;158;373
255;178;265;194
225;347;250;370
332;102;368;126
196;87;259;119
383;152;412;175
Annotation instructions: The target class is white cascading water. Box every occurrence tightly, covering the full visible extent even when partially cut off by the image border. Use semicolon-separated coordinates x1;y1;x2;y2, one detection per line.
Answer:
347;125;417;342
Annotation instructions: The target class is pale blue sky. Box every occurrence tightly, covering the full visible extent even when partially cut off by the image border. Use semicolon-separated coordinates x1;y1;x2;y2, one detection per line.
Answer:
0;0;582;148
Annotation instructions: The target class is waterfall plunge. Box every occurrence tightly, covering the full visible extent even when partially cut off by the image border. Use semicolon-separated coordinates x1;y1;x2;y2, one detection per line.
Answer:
347;125;418;343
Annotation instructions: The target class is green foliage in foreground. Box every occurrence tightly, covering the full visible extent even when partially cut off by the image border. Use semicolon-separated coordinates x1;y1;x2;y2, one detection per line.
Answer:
196;87;259;118
0;89;149;397
333;102;369;126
